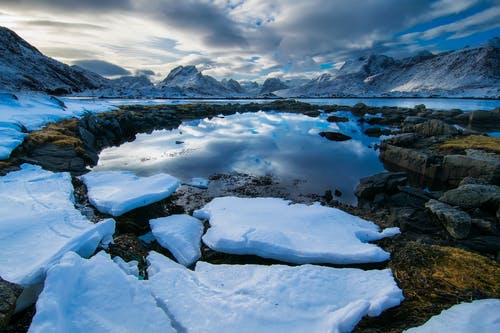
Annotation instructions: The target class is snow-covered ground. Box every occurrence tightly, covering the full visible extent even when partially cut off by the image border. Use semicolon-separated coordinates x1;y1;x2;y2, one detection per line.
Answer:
0;93;117;159
404;299;500;333
147;251;404;333
81;170;179;216
0;164;115;287
150;214;204;266
28;251;176;333
194;197;399;264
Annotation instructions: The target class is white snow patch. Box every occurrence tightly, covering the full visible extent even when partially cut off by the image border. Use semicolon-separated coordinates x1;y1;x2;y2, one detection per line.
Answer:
147;251;404;333
150;214;204;266
112;256;140;277
0;164;115;286
0;93;117;159
81;170;179;216
404;299;500;333
28;251;175;333
194;197;400;264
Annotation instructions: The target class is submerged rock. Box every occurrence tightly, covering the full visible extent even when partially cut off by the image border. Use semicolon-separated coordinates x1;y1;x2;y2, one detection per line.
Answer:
318;131;352;141
425;199;471;239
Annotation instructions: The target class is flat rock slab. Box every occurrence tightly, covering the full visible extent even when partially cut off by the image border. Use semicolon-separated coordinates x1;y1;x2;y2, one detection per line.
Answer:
150;214;204;266
147;251;404;333
425;199;471;239
28;252;175;333
81;170;179;216
0;164;115;286
194;197;400;264
404;299;500;333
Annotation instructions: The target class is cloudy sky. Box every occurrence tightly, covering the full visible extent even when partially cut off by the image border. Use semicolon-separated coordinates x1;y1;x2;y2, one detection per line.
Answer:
1;0;499;82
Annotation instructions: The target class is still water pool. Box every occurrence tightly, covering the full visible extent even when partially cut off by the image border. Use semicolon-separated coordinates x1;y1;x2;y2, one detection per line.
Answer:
94;111;388;204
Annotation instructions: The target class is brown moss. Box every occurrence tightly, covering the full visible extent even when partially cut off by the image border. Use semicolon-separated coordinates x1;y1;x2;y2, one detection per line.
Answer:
354;242;500;332
438;135;500;154
25;118;83;149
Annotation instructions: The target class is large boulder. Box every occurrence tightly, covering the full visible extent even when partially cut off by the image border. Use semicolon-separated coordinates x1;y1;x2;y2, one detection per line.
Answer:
355;172;407;200
414;119;459;137
440;184;500;211
425;199;471;239
440;152;500;186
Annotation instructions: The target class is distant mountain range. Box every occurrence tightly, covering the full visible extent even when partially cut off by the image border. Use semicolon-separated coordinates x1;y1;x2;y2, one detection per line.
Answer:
1;26;498;98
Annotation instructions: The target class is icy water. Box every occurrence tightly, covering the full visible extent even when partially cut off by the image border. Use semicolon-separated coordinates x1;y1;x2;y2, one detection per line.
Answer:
65;97;500;111
94;111;387;204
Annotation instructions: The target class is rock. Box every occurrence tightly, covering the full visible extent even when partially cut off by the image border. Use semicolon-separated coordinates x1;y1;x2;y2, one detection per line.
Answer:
425;199;471;239
471;219;497;235
24;144;87;174
355;172;407;200
390;207;438;233
459;177;489;186
440;184;500;211
364;127;392;137
460;236;500;254
403;116;427;125
0;277;22;329
414;119;459;137
441;153;500;186
326;115;349;123
388;186;434;208
318;131;352;141
380;144;437;179
384;133;417;147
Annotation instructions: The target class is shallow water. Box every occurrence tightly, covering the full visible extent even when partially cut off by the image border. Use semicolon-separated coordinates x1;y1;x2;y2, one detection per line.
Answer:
94;111;387;204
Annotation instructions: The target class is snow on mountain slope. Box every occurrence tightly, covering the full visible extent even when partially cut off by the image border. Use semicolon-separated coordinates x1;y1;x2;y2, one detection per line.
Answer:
0;26;108;94
260;78;289;94
279;39;500;98
158;65;235;97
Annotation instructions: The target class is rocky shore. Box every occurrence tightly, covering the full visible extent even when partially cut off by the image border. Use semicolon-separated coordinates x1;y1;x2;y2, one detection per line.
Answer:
1;101;499;332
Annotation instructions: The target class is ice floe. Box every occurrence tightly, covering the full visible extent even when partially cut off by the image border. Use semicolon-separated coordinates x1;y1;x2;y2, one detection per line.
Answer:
0;164;115;286
404;299;500;333
147;251;404;333
150;214;204;266
28;252;175;333
184;177;209;189
194;197;400;264
81;170;179;216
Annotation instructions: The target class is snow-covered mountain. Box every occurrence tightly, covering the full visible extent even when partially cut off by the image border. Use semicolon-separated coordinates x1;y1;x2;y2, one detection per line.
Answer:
157;65;236;97
0;26;108;94
260;78;289;94
279;40;500;98
77;75;156;98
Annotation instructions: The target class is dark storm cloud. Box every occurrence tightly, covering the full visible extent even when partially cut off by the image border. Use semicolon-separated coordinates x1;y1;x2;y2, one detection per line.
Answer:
147;0;247;48
72;59;131;76
1;0;131;12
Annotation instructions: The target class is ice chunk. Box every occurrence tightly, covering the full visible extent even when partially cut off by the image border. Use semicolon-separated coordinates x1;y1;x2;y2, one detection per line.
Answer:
147;251;404;333
404;299;500;332
194;197;399;264
184;177;209;189
150;214;204;266
0;164;115;286
81;170;179;216
28;252;175;333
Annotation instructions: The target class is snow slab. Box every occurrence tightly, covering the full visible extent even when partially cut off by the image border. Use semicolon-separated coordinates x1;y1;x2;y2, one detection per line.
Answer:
0;164;115;286
404;299;500;333
81;170;179;216
150;214;204;266
194;197;400;264
0;93;117;159
28;251;175;333
147;251;404;333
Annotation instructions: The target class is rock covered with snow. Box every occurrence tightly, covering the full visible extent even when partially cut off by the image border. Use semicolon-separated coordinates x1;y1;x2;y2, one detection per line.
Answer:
28;251;175;333
150;214;204;266
81;170;179;216
0;164;115;286
194;197;400;264
147;251;404;333
404;299;500;333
